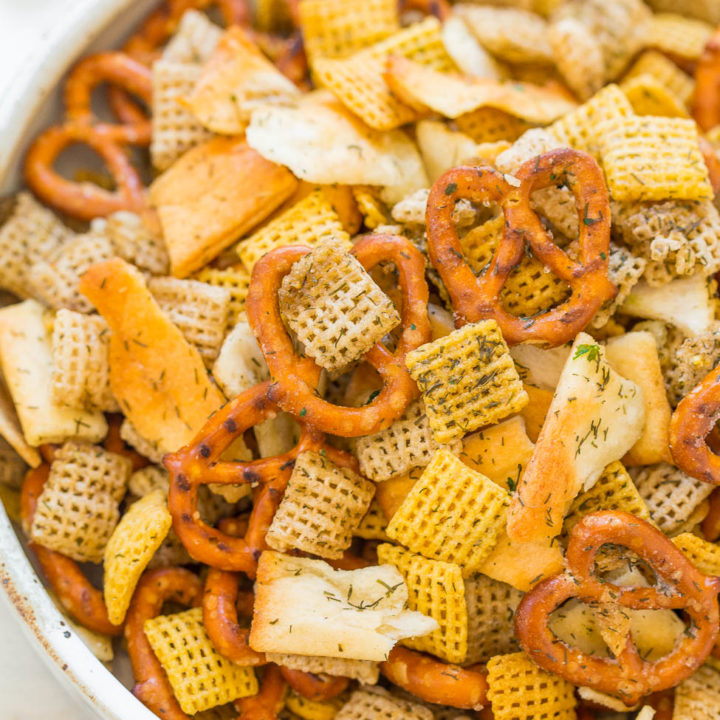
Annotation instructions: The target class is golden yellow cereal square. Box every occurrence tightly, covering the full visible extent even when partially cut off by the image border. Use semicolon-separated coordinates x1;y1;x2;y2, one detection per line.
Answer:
672;533;720;576
623;50;694;106
194;266;251;327
621;74;689;118
649;13;713;61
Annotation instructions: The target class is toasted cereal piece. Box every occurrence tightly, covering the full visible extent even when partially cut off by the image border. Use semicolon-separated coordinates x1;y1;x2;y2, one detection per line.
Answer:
30;231;114;313
151;60;212;172
265;652;379;684
621;73;688;118
266;451;375;559
298;0;399;65
120;419;164;464
335;688;433;720
103;489;172;624
149;277;231;361
464;573;523;664
548;84;634;158
486;651;577;720
144;606;258;714
455;107;532;145
386;449;510;572
312;18;454;131
29;441;131;562
102;212;169;276
354;501;390;541
0;437;27;489
162;9;223;64
237;189;350;273
598;116;713;202
390;188;476;230
127;465;168;497
0;192;69;299
623;50;694;106
286;692;345;720
665;325;720;404
591;244;646;328
194;266;250;327
672;663;720;720
256;0;293;32
377;544;467;664
672;532;720;576
646;0;720;25
494;129;564;176
355;401;461;482
632;462;714;535
502;254;571;318
278;240;400;373
50;309;116;412
648;13;713;62
211;320;268;398
405;321;528;444
353;187;391;230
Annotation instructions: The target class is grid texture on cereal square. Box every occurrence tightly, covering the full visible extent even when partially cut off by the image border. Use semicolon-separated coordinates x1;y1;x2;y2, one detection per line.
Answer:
237;190;350;272
649;13;713;61
0;192;69;299
29;441;131;562
486;651;577;720
312;18;454;131
386;448;510;571
30;231;114;312
455;108;532;145
623;50;694;106
405;321;528;443
632;462;714;535
266;450;375;558
51;309;116;412
194;266;250;327
104;212;169;276
621;74;688;118
335;688;433;720
664;326;720;404
502;254;571;318
162;9;222;64
144;606;258;714
598;116;712;202
672;533;720;577
672;664;720;720
354;188;391;230
149;277;231;360
355;400;461;482
464;573;523;664
377;543;468;664
355;500;390;541
278;240;400;373
265;652;379;684
151;60;213;171
591;244;646;328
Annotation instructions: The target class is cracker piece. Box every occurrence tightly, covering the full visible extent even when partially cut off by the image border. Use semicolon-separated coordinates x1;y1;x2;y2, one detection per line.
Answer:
386;449;510;572
486;651;577;720
194;266;250;327
103;489;172;624
377;543;467;664
672;664;720;720
632;462;714;535
266;450;375;559
0;373;41;468
665;325;720;404
0;437;28;489
623;50;694;106
103;211;170;276
405;321;528;444
51;309;116;412
265;652;379;684
312;18;454;131
144;607;258;714
237;189;350;273
149;276;231;360
278;240;400;373
455;107;532;144
672;533;720;576
621;73;688;118
591;244;646;328
598;116;712;202
355;501;390;541
335;688;433;720
648;13;713;62
162;9;223;64
29;441;131;562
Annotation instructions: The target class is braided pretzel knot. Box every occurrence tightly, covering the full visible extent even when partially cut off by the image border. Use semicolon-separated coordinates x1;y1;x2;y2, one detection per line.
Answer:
246;234;431;438
515;511;720;706
164;381;358;574
20;465;122;636
426;148;616;347
693;28;720;132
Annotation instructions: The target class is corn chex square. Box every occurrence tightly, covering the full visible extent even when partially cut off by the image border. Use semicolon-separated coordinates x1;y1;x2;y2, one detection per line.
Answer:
386;448;509;572
672;664;720;720
649;13;713;62
455;108;532;145
335;688;433;720
278;240;400;373
377;544;468;664
486;651;577;720
405;320;528;443
502;255;571;318
102;211;169;276
144;606;258;715
673;533;720;577
265;652;379;684
598;116;713;202
266;450;375;559
29;441;131;562
237;190;350;273
623;50;694;106
194;266;250;327
285;693;345;720
621;74;688;118
355;500;390;541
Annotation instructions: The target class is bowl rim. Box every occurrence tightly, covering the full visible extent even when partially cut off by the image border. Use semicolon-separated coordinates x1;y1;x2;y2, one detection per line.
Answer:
0;1;163;717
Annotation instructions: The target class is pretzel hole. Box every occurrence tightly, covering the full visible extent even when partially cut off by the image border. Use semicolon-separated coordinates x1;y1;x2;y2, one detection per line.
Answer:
55;143;117;192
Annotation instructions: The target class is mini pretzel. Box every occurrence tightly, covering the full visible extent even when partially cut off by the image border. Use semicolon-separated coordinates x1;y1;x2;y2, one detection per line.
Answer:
105;414;150;472
235;664;286;720
20;465;122;636
24;123;145;220
514;511;720;706
703;488;720;541
164;381;358;573
247;234;431;438
125;567;203;720
279;668;349;701
693;28;720;132
670;363;720;485
380;646;488;710
426;149;616;347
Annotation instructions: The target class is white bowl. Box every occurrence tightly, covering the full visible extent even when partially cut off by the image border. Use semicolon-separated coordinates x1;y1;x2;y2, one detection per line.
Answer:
0;2;165;717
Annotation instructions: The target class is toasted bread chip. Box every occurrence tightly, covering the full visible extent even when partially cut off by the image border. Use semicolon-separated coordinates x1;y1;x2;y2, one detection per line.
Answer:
591;244;646;329
355;501;390;541
0;374;41;468
266;652;379;684
335;688;433;720
406;321;528;444
441;14;503;80
648;12;713;62
517;384;553;444
211;319;268;399
415;121;479;184
621;73;688;118
30;441;130;562
150;136;297;278
623;50;694;106
102;211;169;276
144;607;258;714
673;532;720;576
672;663;720;720
79;258;225;455
194;266;250;327
103;489;172;625
455;107;532;144
377;543;467;664
162;9;222;63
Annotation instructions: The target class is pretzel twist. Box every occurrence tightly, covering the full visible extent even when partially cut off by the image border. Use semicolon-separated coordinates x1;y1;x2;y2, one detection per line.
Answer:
703;488;720;541
125;567;203;720
247;234;431;438
235;664;286;720
20;465;122;636
515;511;720;706
426;148;616;347
693;28;720;132
279;668;350;701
